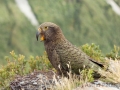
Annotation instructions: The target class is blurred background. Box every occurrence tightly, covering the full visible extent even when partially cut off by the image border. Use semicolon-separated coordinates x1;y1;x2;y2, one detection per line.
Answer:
0;0;120;65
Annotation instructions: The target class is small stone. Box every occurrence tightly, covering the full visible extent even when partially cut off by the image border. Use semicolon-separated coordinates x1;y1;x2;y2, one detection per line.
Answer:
20;81;25;85
33;82;38;85
37;74;43;78
92;80;104;85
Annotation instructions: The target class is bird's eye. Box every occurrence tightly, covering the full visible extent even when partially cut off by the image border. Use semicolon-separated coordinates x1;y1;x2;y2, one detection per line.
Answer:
44;26;48;30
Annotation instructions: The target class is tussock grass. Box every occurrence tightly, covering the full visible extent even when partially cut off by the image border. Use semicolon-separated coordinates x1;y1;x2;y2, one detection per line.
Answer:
52;75;83;90
52;69;94;90
100;58;120;83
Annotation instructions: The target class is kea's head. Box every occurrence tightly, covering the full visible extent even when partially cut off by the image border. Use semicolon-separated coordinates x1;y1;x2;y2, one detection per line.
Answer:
36;22;65;42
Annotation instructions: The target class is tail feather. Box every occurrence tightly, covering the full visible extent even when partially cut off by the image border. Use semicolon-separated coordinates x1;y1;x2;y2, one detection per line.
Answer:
89;59;104;68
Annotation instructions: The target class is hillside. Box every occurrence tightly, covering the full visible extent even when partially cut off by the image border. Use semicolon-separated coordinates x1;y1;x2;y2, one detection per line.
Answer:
0;0;120;64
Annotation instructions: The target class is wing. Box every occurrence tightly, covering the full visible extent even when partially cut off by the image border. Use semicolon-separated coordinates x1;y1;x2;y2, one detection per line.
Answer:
52;49;70;75
47;48;67;75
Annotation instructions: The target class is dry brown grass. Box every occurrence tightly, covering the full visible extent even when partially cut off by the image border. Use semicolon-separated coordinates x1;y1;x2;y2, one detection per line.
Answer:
52;69;94;90
100;58;120;83
52;74;81;90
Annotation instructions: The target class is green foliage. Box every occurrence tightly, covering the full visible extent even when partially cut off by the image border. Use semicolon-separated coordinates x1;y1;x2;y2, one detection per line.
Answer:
28;52;52;71
0;0;45;65
81;43;105;62
0;51;52;89
0;51;28;89
80;68;94;83
106;45;120;60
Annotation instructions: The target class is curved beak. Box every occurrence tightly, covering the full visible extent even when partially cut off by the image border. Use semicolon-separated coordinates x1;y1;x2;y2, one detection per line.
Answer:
36;31;40;41
36;28;45;41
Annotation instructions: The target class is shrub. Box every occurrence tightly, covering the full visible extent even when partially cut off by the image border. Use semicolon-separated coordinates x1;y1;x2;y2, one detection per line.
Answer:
106;45;120;60
81;43;105;62
0;51;52;89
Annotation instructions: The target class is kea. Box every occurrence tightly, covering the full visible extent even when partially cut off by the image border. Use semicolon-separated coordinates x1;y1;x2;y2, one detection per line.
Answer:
36;22;104;77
